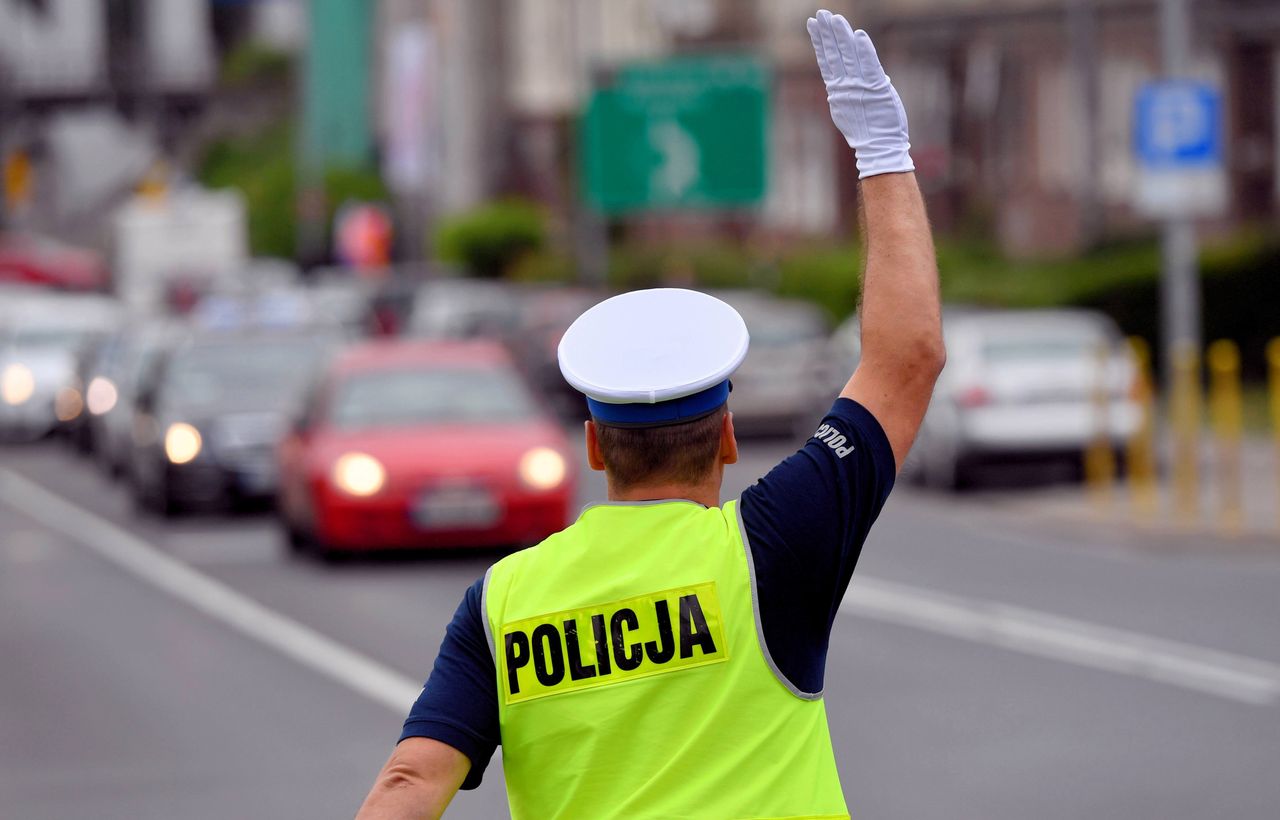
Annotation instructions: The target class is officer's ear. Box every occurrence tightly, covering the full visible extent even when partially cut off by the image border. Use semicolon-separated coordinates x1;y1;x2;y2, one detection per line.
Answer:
720;411;738;466
585;420;607;472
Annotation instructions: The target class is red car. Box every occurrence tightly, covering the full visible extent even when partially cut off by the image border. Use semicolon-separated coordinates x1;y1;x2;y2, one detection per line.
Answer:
277;339;576;557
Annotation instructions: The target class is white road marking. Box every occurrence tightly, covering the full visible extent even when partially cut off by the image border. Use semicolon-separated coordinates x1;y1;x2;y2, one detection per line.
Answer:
0;469;422;715
845;576;1280;706
3;467;1277;710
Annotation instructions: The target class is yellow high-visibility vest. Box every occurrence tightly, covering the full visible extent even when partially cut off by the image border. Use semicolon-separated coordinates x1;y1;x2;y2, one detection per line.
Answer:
484;499;849;819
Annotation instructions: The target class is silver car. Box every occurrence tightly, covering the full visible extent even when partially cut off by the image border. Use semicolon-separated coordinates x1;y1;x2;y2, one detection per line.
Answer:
0;293;121;441
710;290;831;436
407;280;527;341
831;307;1141;489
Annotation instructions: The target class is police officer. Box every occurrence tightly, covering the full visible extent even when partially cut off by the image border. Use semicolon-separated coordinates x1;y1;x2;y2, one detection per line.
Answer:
357;10;943;819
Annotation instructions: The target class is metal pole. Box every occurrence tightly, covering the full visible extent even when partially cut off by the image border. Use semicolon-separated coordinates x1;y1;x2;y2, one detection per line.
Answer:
1159;0;1192;74
1159;0;1201;383
1161;219;1200;371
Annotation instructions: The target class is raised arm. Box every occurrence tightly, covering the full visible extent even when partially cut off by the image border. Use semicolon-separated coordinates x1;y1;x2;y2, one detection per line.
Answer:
808;11;944;469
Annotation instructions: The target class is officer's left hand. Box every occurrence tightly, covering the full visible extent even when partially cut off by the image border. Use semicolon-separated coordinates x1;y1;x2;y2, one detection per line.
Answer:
807;10;913;179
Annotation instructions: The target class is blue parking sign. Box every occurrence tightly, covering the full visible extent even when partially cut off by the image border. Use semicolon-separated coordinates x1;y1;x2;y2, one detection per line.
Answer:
1134;81;1222;170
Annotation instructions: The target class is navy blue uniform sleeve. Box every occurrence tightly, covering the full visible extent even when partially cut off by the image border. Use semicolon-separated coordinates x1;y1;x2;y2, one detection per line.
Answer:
739;397;896;694
399;577;499;791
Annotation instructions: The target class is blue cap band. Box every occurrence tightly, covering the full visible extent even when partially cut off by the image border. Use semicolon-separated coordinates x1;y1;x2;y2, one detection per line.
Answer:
587;380;730;427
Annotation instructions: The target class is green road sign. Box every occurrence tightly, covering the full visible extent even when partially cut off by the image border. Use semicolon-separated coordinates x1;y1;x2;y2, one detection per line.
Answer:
581;56;770;214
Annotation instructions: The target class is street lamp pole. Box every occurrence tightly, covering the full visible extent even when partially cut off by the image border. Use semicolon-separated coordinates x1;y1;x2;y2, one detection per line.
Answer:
1158;0;1200;383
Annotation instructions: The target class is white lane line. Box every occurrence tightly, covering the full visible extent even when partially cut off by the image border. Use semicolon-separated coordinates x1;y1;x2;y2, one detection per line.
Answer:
845;575;1280;706
5;467;1277;710
0;469;422;715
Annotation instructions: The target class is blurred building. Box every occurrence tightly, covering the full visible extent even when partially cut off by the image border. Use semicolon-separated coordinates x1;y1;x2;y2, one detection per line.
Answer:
376;0;844;238
0;0;219;237
500;0;844;236
384;0;1278;257
862;0;1280;255
5;0;1275;260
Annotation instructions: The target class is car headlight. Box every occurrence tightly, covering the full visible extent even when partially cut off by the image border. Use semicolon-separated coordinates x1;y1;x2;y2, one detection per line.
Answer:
55;387;83;421
332;452;386;497
164;422;203;464
519;447;566;491
86;377;118;415
1;363;34;406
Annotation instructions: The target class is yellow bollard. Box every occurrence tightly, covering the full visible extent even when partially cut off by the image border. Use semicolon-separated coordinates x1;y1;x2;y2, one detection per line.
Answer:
1084;340;1116;507
1169;342;1201;527
1206;340;1243;536
1125;337;1159;519
1268;338;1280;534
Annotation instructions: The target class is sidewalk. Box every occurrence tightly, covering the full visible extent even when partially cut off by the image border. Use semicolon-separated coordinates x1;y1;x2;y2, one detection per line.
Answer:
986;434;1280;552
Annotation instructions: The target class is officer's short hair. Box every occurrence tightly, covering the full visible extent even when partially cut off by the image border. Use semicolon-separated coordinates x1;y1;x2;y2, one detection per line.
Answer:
593;407;726;490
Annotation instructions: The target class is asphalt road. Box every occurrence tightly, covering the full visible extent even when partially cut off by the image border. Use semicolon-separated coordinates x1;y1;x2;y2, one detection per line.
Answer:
2;433;1279;819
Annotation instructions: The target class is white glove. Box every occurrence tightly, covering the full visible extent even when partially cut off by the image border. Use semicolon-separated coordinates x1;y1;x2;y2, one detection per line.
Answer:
807;10;913;179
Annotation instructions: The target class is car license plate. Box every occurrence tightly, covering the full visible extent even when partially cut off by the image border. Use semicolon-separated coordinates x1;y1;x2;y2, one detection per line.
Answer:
411;488;499;530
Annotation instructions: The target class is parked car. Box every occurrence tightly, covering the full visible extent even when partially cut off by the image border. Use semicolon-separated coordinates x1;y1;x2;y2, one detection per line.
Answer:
0;292;121;441
277;339;575;557
709;290;831;436
128;328;345;514
508;286;604;419
831;307;1141;489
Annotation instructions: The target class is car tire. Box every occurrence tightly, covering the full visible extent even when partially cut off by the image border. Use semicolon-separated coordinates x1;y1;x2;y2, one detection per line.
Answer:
311;535;348;565
922;442;955;491
283;520;345;564
317;548;347;565
153;486;181;518
923;448;976;492
281;518;309;553
135;474;180;518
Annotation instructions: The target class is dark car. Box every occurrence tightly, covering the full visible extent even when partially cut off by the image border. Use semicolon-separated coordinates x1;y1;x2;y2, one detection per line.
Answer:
129;329;345;515
87;320;186;476
507;286;604;419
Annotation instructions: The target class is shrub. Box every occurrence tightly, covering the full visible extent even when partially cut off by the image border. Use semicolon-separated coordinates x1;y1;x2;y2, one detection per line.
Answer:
435;200;547;278
198;124;296;257
197;123;390;259
220;43;294;88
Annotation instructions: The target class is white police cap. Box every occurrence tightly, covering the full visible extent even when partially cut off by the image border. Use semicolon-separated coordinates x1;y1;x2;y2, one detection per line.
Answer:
558;288;749;427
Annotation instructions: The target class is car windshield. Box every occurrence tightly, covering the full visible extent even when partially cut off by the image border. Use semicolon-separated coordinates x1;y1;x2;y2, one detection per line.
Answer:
165;338;331;406
329;367;536;429
8;327;95;350
982;334;1102;363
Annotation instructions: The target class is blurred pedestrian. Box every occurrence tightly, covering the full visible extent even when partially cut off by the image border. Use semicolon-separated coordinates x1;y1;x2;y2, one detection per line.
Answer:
356;9;943;819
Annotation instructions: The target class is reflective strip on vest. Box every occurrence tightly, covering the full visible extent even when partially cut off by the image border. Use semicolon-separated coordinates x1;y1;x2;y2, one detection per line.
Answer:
484;499;849;820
